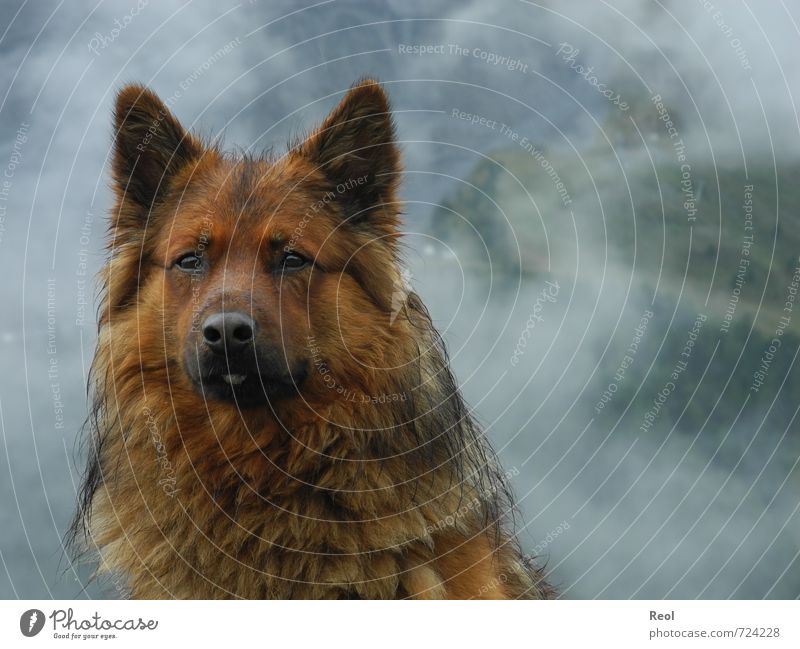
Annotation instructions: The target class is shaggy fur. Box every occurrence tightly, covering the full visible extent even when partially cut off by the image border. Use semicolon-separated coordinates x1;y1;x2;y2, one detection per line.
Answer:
68;79;554;599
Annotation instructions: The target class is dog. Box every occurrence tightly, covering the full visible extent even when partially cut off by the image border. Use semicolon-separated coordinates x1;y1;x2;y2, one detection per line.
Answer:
69;79;554;599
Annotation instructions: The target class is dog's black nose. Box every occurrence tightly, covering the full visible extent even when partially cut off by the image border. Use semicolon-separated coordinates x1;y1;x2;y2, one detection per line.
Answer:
202;312;255;356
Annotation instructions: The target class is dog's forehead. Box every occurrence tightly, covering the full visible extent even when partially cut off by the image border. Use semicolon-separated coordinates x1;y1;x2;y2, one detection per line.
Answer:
191;157;331;236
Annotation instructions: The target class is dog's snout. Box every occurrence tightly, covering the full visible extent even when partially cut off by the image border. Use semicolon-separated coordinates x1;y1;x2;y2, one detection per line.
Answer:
201;312;255;355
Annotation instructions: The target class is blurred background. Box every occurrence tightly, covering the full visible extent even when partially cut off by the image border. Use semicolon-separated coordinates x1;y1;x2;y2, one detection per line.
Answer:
0;0;798;599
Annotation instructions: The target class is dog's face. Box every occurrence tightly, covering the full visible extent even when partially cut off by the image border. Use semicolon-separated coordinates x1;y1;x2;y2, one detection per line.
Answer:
107;81;404;408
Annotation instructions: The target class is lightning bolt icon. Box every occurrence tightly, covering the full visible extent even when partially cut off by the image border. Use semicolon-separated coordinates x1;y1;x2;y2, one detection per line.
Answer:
28;611;37;632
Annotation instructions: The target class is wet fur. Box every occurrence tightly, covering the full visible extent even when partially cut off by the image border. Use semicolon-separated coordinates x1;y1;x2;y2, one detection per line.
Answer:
68;80;554;599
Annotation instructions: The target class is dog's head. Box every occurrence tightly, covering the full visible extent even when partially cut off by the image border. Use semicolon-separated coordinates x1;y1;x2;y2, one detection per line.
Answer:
106;80;406;408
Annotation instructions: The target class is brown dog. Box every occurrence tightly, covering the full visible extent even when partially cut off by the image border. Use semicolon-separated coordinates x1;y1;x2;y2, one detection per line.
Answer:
69;79;553;599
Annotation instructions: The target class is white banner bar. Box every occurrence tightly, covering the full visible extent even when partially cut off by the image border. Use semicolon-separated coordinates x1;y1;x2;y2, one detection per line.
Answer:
1;601;798;647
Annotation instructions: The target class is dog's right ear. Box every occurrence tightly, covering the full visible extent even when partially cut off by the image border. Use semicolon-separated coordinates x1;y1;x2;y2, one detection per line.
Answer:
295;79;401;235
112;84;201;209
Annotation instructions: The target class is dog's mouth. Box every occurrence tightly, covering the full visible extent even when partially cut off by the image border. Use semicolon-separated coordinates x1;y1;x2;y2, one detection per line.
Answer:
192;365;307;406
183;342;309;406
221;373;246;386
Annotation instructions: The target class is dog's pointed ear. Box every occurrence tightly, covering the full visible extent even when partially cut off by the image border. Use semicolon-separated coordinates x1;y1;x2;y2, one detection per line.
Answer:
296;79;401;233
112;84;201;209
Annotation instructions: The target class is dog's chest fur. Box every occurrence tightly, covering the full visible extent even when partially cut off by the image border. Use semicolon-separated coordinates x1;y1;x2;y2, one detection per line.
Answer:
90;407;478;599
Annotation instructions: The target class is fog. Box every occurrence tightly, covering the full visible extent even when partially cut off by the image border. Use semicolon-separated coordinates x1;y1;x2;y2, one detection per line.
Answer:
0;0;798;598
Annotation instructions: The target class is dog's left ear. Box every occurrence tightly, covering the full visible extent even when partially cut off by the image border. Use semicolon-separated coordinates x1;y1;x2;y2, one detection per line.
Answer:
296;79;401;235
112;84;202;210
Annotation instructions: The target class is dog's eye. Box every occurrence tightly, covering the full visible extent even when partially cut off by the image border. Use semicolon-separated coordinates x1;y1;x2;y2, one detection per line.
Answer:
281;252;309;271
174;253;202;273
